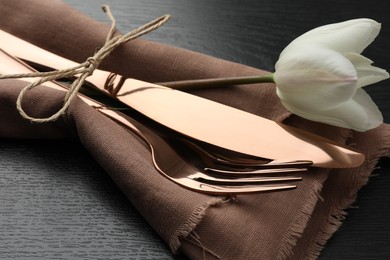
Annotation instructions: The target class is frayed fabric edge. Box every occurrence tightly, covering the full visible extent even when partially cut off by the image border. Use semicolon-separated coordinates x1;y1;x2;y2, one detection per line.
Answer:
304;124;390;259
169;197;227;253
273;113;337;260
274;176;326;260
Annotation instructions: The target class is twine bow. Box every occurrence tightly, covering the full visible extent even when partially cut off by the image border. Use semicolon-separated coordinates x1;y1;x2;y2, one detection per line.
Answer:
0;5;170;123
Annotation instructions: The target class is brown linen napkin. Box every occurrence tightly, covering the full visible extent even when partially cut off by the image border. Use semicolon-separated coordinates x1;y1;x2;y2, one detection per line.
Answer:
0;1;389;259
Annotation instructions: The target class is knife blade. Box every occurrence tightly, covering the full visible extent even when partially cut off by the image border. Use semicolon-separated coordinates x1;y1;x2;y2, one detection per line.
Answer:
0;29;365;168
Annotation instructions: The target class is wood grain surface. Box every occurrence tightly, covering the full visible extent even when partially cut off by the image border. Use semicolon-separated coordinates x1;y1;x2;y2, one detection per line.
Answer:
0;140;174;259
1;0;389;259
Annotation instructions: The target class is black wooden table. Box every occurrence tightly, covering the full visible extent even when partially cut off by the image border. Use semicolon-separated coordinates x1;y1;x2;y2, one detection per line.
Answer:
1;0;389;259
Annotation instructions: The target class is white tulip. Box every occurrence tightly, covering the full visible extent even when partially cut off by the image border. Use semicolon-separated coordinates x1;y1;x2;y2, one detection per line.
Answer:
274;18;389;132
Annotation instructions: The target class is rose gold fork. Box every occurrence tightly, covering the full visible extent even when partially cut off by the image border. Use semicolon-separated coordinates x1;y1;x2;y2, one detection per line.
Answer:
0;49;309;195
99;107;307;195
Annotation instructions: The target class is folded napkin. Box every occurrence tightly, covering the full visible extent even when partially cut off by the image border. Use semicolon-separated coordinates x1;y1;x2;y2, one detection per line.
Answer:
1;1;389;259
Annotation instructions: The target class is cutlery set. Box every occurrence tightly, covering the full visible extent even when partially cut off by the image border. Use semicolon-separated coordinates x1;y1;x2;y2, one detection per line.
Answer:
0;30;365;195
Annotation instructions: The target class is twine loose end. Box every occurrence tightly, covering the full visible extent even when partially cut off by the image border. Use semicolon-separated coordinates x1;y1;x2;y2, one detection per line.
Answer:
0;5;170;123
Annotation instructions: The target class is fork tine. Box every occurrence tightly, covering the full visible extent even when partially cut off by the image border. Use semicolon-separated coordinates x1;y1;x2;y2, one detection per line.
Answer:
194;182;298;195
256;160;313;168
188;172;302;184
204;166;308;176
211;159;313;169
181;139;313;169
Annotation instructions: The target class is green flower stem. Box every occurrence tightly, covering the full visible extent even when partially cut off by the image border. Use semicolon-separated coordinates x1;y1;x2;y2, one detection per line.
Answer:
158;74;275;90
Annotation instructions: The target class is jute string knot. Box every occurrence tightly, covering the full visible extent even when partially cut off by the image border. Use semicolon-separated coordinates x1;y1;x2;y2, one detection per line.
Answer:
0;5;170;123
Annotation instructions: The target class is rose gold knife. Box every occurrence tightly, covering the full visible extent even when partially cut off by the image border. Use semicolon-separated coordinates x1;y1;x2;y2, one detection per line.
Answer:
0;29;365;168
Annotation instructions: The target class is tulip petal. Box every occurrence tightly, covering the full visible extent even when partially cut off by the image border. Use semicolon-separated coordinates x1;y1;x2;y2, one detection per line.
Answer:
280;89;383;131
275;46;358;109
275;46;357;89
274;19;387;131
280;19;381;56
277;82;354;112
346;53;390;87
